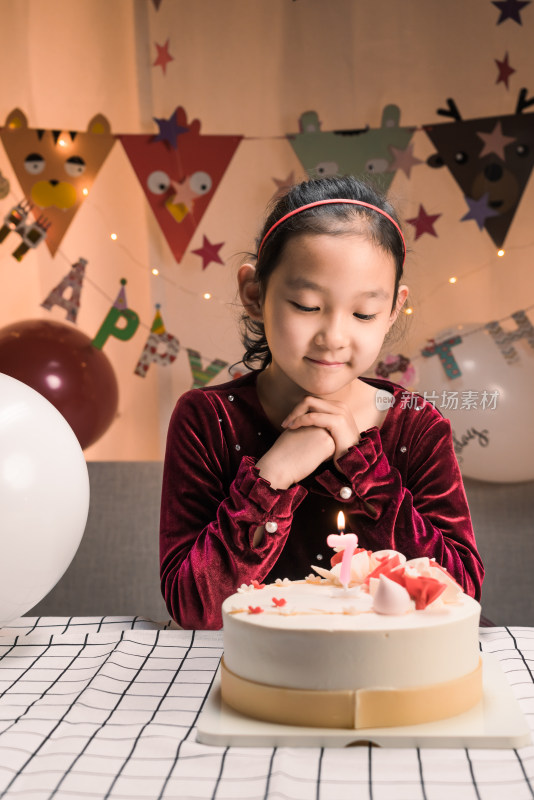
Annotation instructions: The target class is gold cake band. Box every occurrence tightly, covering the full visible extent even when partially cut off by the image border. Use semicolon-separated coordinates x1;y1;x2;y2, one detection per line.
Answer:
221;657;483;729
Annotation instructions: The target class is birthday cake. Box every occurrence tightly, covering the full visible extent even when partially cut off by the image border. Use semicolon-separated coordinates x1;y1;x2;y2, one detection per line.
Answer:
221;539;482;730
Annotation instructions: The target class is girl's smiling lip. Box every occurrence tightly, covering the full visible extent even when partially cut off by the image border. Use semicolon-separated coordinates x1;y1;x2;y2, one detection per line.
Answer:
305;356;347;367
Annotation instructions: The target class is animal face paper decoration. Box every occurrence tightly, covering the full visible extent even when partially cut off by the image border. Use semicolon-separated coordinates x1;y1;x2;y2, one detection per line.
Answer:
289;105;416;190
120;107;242;263
424;90;534;248
0;109;116;256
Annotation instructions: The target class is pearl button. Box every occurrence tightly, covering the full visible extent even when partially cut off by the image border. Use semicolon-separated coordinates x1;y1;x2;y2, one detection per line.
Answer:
265;521;278;533
400;445;407;453
228;395;234;402
316;554;323;561
340;486;352;499
235;444;241;451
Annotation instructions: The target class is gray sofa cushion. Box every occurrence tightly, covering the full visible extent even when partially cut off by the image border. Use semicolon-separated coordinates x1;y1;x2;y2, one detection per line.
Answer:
463;477;533;625
29;462;169;621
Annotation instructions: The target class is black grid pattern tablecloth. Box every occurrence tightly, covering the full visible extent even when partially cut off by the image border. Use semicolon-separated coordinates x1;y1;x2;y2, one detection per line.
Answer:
0;618;532;800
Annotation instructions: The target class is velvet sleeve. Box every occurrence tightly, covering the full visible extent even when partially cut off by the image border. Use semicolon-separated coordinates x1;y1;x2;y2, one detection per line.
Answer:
160;390;306;630
315;408;484;600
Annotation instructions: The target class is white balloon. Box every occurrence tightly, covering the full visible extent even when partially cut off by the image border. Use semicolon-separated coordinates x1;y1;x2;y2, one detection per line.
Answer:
415;323;534;482
0;373;89;625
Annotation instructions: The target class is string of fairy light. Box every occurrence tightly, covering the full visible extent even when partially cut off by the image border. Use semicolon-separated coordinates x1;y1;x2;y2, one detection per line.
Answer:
1;179;532;370
82;188;514;319
0;185;237;366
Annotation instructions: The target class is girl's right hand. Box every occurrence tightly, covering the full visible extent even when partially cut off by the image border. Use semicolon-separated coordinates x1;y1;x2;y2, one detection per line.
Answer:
255;425;335;490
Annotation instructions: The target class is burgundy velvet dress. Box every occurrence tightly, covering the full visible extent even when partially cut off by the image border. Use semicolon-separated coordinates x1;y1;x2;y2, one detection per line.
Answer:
160;371;484;629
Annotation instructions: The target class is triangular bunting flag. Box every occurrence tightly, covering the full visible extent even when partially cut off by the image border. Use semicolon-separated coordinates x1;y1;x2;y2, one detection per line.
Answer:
423;91;534;247
289;105;415;190
119;107;242;263
0;109;116;256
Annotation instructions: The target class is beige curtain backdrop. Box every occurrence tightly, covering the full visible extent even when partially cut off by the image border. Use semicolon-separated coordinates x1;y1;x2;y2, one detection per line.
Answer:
0;0;532;460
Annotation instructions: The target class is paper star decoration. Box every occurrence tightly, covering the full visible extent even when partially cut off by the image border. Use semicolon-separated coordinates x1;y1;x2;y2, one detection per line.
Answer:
495;52;516;88
388;143;423;178
192;235;225;269
461;193;500;230
477;121;516;159
492;0;531;25
406;205;441;239
152;112;189;149
272;171;296;197
153;40;174;75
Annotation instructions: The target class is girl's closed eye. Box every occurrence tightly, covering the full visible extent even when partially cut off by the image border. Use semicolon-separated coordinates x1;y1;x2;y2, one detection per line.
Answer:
290;300;320;312
354;312;377;321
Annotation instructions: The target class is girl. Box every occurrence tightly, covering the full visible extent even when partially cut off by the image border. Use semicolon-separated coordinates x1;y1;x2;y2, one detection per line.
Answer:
160;176;484;630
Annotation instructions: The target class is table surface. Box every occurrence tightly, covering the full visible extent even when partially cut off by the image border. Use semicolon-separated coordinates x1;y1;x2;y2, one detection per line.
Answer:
0;618;532;800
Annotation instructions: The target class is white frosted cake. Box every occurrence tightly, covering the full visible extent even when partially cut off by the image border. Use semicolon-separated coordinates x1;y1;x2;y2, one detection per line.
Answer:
221;544;482;729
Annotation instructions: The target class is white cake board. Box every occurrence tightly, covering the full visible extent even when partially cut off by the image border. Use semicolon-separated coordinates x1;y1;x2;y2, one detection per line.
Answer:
197;653;531;749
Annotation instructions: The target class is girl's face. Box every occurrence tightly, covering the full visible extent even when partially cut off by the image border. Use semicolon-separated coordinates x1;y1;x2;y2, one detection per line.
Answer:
258;231;408;401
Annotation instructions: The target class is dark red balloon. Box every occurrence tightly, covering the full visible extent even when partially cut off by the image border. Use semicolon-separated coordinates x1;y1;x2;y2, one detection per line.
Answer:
0;319;118;450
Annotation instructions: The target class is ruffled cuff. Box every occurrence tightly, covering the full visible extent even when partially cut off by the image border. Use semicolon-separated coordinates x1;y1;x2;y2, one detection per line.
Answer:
233;456;307;517
314;427;384;499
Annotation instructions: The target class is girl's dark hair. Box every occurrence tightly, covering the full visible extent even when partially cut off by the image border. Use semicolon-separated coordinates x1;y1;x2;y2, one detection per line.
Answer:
240;175;406;370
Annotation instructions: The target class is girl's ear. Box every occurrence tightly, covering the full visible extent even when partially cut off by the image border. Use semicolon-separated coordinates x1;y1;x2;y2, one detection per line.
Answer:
389;284;409;326
238;264;263;321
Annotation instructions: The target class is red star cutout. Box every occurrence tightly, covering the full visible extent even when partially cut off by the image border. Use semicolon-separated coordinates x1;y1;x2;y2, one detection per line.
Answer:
192;236;225;269
272;171;296;198
153;40;174;75
406;205;441;240
495;52;516;88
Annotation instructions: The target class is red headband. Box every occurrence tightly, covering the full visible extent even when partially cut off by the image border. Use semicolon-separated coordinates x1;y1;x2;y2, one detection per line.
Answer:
257;199;406;265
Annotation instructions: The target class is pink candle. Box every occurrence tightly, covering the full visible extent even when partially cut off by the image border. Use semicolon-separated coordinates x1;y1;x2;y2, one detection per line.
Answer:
327;512;358;587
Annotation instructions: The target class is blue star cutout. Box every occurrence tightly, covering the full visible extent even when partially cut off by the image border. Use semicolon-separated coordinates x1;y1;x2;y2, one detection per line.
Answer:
492;0;531;25
461;194;500;230
152;111;189;149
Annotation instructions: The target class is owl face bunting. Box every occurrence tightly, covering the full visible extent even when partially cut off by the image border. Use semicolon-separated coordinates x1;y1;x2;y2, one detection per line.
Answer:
119;107;242;263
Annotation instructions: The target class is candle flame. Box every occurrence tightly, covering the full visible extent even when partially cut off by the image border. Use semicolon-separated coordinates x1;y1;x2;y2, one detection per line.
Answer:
337;511;345;532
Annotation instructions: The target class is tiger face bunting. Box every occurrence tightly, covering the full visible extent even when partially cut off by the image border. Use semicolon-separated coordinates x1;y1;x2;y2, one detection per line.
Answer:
119;107;242;263
424;90;534;248
0;109;116;256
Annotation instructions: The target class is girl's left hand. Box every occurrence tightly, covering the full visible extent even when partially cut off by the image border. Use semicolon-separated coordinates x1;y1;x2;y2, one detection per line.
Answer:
281;396;360;466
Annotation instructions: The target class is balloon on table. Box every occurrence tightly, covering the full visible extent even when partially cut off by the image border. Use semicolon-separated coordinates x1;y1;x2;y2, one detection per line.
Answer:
0;373;90;626
0;319;118;449
415;323;534;482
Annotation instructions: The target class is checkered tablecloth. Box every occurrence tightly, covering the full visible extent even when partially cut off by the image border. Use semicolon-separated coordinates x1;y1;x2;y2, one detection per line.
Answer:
0;618;532;800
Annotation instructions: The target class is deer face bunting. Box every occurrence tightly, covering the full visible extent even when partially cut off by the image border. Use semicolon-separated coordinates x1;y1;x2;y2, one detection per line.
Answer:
424;90;534;248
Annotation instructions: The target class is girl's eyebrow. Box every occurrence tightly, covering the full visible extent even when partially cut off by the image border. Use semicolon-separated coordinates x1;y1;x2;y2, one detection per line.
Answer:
285;276;323;291
357;288;391;300
285;276;390;300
